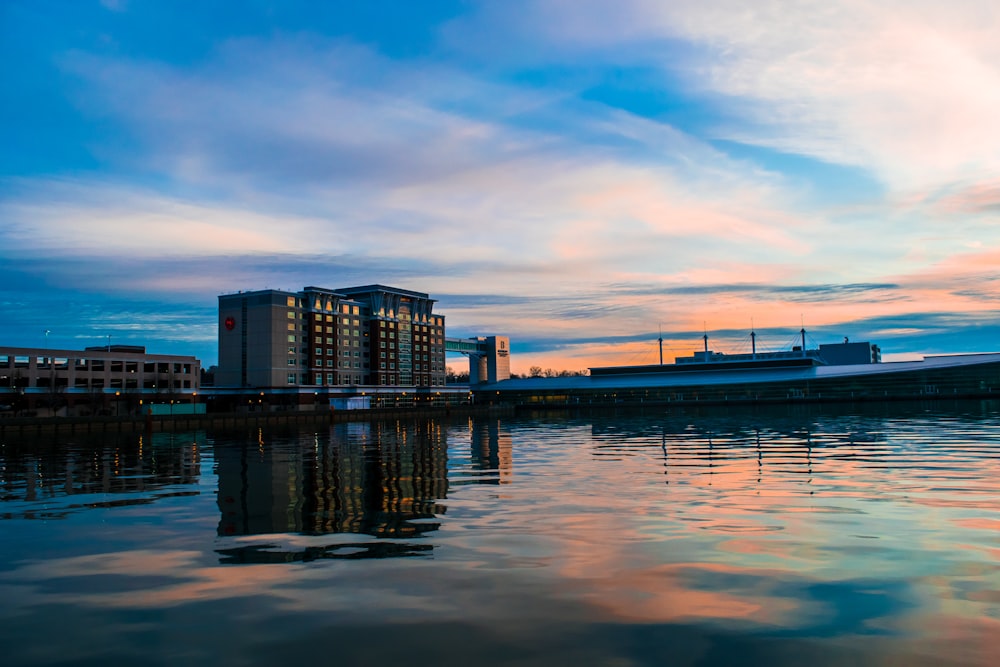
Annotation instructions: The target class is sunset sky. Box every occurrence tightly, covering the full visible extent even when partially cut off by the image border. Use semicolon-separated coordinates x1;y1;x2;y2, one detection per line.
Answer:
3;1;1000;373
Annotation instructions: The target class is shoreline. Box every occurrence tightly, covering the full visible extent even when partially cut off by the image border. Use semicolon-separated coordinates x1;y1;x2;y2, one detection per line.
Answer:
0;404;515;437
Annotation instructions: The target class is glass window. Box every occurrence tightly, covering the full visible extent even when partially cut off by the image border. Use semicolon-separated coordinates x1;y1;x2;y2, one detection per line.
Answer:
315;348;322;356
287;374;296;384
327;373;334;384
287;296;296;307
288;335;296;342
287;311;295;318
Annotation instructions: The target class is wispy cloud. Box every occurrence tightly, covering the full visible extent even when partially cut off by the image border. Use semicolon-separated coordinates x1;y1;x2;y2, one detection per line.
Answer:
4;3;1000;371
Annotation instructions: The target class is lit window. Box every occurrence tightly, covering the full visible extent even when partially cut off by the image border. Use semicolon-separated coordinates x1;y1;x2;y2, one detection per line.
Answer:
287;297;296;307
287;311;295;318
288;335;296;342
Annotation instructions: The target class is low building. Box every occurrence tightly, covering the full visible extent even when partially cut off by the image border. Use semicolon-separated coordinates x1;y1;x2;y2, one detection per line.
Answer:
0;345;201;415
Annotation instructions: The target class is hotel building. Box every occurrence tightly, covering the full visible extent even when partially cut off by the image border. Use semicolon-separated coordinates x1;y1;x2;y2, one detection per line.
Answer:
217;285;447;389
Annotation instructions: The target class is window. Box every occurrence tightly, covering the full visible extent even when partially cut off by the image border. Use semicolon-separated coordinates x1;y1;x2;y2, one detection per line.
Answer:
354;351;360;357
327;373;334;384
327;360;334;367
380;362;386;369
287;296;296;307
287;311;295;319
353;329;359;337
326;348;334;355
380;351;386;358
315;374;322;385
326;315;333;322
380;341;386;348
288;346;296;354
288;358;296;366
352;318;359;326
315;348;322;356
288;323;295;331
389;363;395;369
288;335;296;342
315;326;322;332
326;337;333;344
352;306;359;315
287;373;296;384
326;326;333;333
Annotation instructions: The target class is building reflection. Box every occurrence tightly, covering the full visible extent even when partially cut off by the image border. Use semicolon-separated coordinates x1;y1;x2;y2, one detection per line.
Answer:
215;419;450;539
0;432;202;515
467;418;513;485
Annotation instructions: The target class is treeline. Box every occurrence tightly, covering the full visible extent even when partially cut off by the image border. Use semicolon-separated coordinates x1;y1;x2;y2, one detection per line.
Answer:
445;366;590;382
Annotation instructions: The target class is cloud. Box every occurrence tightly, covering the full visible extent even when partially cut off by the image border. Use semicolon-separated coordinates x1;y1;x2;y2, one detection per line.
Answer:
447;1;1000;194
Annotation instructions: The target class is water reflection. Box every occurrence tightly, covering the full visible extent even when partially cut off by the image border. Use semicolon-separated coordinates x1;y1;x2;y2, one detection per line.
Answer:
215;420;449;539
0;432;202;519
1;405;998;666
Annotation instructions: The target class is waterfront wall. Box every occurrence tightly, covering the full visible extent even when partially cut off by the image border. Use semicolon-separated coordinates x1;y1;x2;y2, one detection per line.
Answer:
0;404;514;437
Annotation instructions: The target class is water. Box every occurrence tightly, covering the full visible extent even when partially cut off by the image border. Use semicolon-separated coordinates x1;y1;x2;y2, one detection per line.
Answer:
1;403;998;666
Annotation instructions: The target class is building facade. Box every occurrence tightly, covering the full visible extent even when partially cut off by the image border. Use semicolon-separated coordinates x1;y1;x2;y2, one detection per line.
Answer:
217;285;447;389
0;344;201;415
0;345;200;394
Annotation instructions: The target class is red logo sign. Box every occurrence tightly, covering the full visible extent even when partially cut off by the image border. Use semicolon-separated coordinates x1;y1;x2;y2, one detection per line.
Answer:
224;316;236;331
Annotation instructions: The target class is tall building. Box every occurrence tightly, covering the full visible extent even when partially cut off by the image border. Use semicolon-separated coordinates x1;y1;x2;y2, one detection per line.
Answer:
217;285;447;389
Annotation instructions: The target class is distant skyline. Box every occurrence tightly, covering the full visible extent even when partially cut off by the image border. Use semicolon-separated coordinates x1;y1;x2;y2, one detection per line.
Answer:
3;1;1000;373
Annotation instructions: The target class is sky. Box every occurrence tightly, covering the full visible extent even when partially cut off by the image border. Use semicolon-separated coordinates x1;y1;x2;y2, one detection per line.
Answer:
3;0;1000;373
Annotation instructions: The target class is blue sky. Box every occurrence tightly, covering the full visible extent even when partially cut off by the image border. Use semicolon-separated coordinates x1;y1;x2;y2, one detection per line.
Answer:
3;0;1000;371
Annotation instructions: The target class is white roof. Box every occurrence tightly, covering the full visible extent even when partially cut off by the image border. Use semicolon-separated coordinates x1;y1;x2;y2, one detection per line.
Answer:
485;353;1000;391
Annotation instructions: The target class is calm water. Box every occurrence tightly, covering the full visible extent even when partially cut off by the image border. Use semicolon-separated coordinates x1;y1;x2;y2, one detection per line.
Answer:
1;403;998;666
